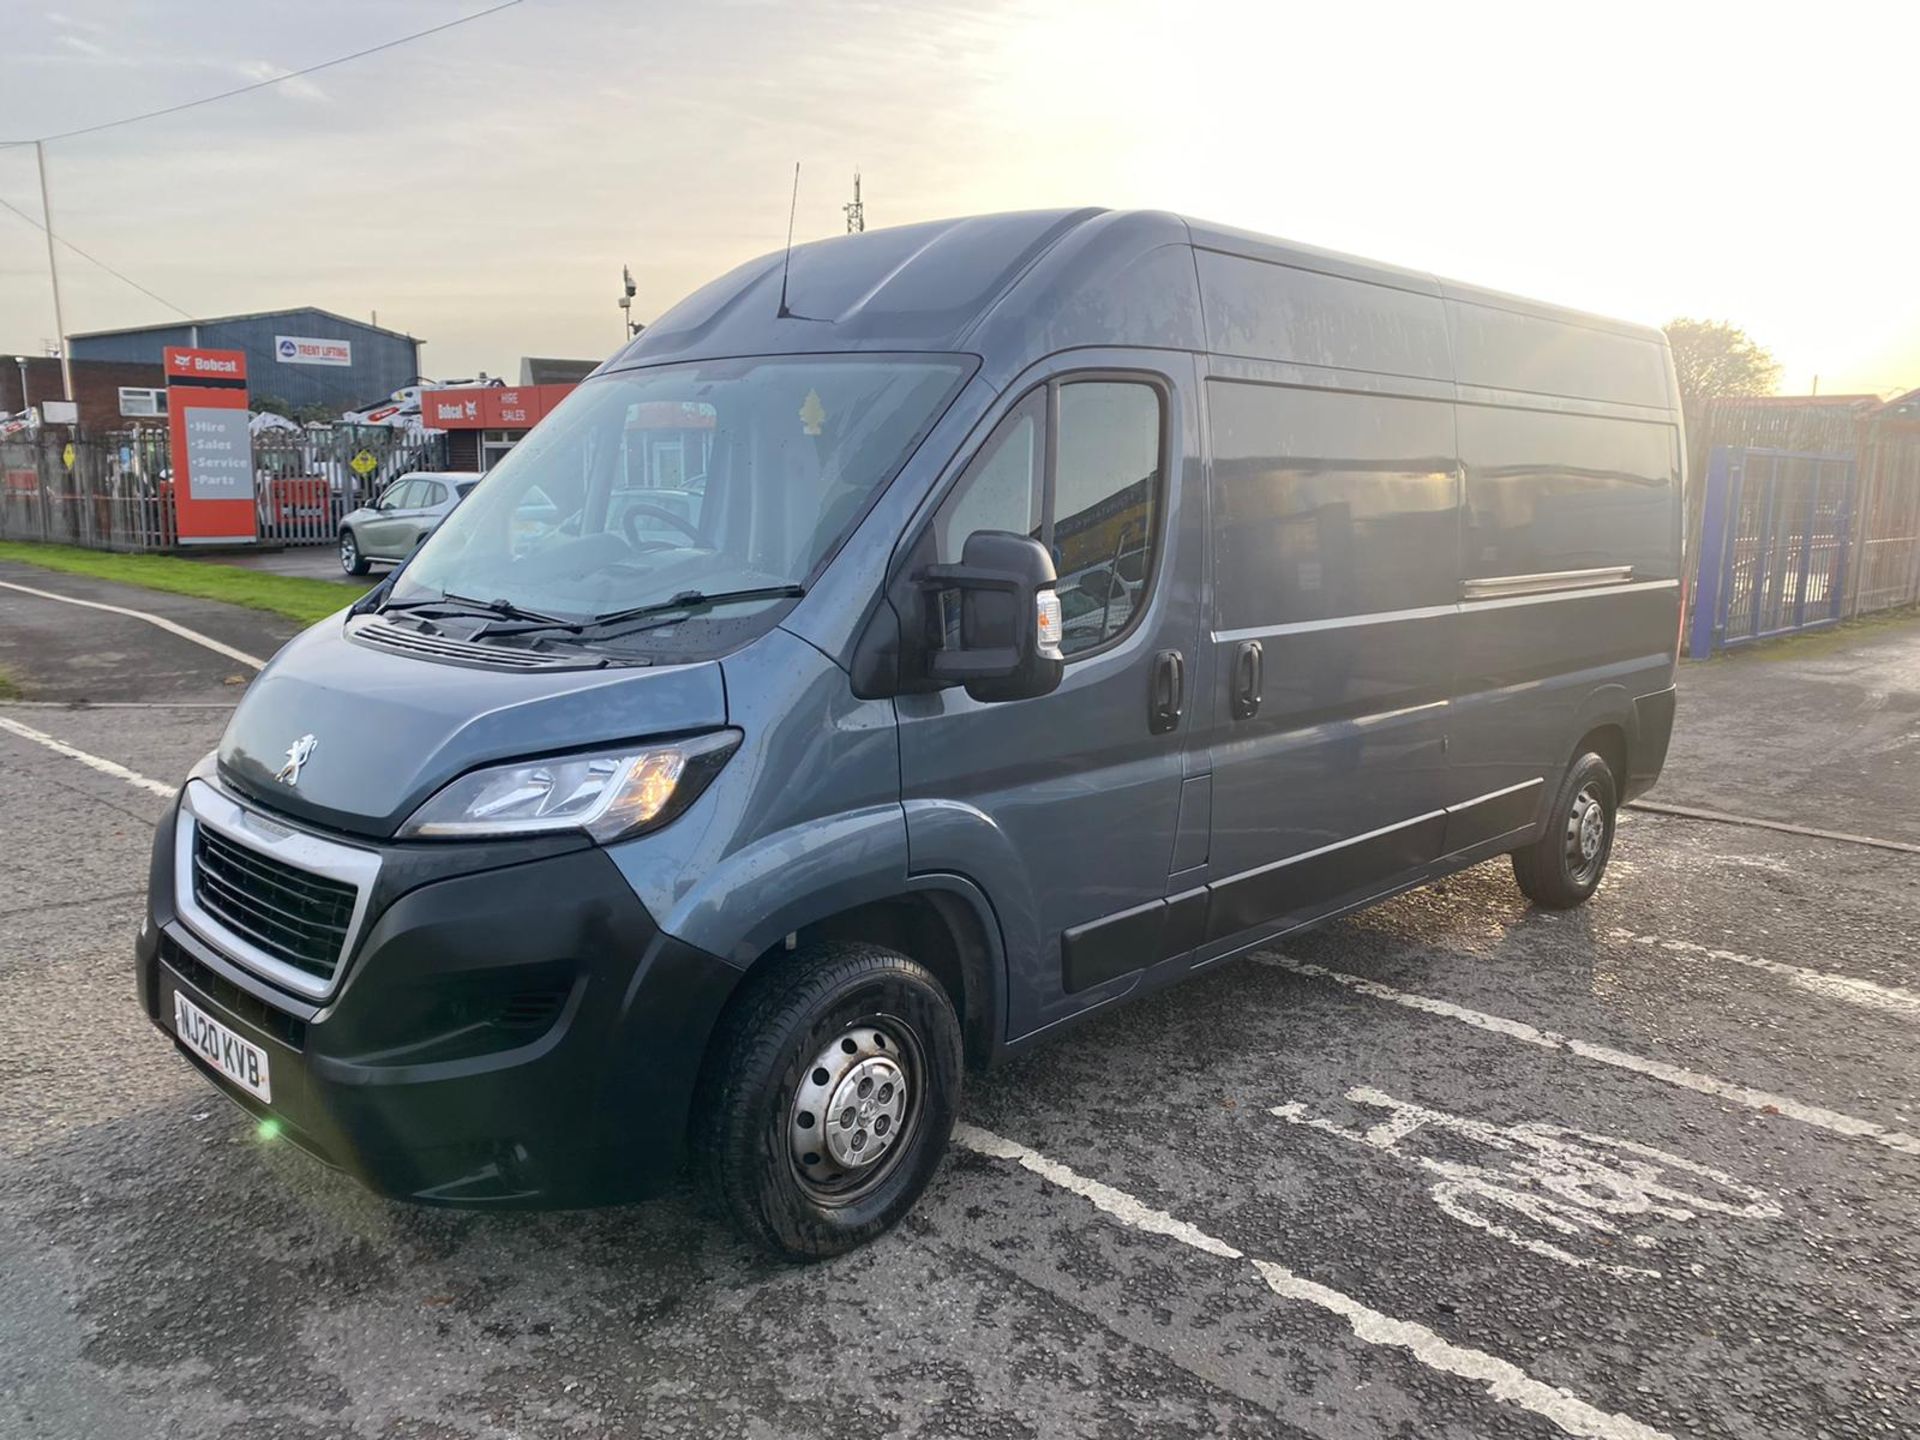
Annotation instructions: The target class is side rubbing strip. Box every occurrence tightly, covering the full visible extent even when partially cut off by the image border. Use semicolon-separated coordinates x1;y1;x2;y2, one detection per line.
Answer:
1062;898;1167;994
1441;777;1545;852
1205;811;1446;942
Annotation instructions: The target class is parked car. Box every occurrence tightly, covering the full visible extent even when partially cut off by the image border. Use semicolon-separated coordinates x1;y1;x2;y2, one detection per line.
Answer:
138;210;1683;1260
337;472;483;574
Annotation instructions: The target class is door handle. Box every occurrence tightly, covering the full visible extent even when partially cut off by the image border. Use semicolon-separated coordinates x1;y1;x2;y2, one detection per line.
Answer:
1149;649;1185;734
1232;639;1263;720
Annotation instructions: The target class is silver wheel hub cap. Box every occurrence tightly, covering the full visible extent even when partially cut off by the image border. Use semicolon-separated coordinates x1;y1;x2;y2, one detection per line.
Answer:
790;1028;912;1188
1567;784;1607;868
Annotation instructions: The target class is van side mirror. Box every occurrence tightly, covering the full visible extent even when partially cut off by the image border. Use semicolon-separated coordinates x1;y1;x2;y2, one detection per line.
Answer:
920;531;1065;704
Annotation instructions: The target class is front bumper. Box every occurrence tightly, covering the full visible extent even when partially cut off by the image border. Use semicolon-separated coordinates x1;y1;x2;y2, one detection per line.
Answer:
136;789;740;1206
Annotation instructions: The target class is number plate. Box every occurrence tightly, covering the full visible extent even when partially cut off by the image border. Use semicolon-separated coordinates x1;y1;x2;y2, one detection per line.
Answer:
173;991;272;1102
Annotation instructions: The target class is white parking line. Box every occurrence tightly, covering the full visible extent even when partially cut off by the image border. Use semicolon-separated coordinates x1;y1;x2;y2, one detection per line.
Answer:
954;1123;1673;1440
0;579;267;670
1610;927;1920;1021
1258;957;1920;1156
0;715;178;799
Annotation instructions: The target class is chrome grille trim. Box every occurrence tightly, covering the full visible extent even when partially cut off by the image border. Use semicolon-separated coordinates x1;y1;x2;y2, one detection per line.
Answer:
174;780;381;1002
350;616;591;670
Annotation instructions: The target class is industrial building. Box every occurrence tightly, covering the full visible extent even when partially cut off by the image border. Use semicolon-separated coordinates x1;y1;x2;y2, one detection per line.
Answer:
67;307;421;413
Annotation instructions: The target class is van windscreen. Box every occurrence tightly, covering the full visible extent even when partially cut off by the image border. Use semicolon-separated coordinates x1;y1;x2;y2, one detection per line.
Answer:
394;355;968;630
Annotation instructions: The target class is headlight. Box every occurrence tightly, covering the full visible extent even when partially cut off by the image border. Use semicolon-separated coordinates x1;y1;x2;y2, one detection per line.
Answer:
398;730;740;842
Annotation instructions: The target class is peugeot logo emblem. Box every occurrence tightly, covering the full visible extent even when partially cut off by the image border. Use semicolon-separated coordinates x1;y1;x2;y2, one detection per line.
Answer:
275;734;317;786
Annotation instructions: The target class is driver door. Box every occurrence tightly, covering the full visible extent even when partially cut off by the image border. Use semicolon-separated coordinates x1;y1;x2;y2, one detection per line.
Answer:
896;362;1206;1040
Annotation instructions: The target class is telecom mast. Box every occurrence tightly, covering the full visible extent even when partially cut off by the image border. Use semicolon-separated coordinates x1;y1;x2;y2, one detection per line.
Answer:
844;171;865;234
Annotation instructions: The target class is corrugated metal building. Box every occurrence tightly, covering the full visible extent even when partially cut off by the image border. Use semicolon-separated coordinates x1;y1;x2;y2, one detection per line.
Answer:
68;308;421;413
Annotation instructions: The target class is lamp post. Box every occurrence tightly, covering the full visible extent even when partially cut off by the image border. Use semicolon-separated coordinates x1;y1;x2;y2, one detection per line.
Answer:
35;142;74;403
618;265;643;342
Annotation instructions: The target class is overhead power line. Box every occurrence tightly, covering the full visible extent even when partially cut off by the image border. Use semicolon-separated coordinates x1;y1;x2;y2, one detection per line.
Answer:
2;0;524;147
0;190;197;320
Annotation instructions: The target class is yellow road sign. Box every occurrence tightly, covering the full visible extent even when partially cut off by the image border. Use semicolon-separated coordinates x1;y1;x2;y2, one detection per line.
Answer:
350;449;378;477
61;442;75;470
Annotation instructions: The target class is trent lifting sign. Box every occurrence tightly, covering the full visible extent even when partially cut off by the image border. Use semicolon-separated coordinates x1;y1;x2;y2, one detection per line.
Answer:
276;335;353;367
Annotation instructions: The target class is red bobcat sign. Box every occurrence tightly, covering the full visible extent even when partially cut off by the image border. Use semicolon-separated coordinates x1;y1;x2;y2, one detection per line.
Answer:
164;347;255;545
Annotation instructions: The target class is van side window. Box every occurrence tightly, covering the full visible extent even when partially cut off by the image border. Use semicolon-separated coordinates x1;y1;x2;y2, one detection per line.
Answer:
1052;382;1162;656
933;390;1044;564
1208;381;1456;629
1458;406;1676;581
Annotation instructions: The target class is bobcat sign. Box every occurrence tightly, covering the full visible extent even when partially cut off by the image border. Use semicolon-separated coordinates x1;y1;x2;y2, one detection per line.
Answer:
164;346;256;545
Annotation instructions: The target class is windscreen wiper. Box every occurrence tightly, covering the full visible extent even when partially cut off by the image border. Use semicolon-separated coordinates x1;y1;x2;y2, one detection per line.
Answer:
442;592;578;627
586;584;806;630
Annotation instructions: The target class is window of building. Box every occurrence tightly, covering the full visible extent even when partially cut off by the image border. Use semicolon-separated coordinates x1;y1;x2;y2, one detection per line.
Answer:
119;387;167;418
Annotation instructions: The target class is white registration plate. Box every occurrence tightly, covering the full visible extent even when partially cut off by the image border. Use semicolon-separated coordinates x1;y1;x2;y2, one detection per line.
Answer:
173;991;272;1102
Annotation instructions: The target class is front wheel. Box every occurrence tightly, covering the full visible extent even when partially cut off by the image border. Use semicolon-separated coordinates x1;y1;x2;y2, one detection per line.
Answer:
339;528;371;576
695;942;963;1260
1512;751;1618;909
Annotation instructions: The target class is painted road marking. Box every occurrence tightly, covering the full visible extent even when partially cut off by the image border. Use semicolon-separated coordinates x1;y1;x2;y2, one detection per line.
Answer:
1258;956;1920;1157
1270;1085;1779;1279
1626;799;1920;856
0;715;178;799
0;699;237;710
954;1123;1674;1440
1610;927;1920;1021
0;579;267;670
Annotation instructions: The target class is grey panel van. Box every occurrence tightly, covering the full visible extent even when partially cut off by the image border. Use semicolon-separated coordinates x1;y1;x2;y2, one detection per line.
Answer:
137;210;1683;1257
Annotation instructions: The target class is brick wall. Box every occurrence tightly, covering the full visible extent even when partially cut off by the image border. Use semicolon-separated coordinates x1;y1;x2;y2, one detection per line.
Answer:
1;355;170;431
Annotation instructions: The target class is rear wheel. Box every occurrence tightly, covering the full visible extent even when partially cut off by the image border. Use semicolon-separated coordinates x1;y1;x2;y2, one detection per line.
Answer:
339;528;370;576
1512;751;1618;909
695;942;962;1260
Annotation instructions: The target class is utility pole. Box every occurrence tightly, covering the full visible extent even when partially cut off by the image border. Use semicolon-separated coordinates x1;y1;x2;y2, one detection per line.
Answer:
35;142;73;403
844;170;865;234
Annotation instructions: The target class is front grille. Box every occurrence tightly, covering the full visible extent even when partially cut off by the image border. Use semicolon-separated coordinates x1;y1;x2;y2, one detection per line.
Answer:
191;824;358;984
160;933;308;1050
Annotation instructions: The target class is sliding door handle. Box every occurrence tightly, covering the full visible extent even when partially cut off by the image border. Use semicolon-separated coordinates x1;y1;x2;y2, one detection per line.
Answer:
1149;649;1185;735
1232;639;1263;719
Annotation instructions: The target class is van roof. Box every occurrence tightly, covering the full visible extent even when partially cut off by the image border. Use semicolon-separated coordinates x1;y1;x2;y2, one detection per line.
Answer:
605;209;1671;408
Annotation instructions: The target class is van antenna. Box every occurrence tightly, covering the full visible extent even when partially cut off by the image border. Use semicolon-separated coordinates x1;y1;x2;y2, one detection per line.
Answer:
777;163;801;319
775;163;828;323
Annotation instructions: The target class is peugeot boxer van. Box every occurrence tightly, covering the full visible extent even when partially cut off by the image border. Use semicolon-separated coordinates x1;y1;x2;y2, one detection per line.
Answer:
137;210;1683;1258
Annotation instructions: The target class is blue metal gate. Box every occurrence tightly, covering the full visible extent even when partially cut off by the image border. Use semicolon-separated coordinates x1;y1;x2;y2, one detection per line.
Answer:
1688;445;1857;657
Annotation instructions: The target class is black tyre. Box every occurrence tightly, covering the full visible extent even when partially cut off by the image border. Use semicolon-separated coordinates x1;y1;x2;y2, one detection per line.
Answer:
1512;751;1618;909
339;528;371;576
695;942;962;1260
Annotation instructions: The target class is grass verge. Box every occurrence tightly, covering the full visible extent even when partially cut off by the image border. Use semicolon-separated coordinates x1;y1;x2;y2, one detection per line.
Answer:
0;541;371;627
0;665;18;700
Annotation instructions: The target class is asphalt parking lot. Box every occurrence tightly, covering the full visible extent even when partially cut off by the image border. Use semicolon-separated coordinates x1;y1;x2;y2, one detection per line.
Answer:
3;559;1918;1440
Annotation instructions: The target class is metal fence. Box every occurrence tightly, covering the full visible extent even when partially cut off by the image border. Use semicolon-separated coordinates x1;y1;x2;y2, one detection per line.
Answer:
1686;396;1920;655
0;424;447;551
1689;446;1856;655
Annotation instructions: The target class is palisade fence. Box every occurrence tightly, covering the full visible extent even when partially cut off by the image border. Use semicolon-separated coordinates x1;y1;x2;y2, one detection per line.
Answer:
0;424;449;552
1685;395;1920;655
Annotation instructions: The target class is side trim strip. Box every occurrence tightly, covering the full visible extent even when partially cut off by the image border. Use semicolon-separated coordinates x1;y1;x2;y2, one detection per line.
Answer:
1462;566;1632;601
1212;578;1677;643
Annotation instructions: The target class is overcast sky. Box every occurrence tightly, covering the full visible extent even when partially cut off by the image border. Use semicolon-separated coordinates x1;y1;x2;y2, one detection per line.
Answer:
3;0;1916;395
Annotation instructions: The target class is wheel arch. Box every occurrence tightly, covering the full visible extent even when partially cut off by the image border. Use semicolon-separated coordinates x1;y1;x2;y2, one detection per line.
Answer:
1567;685;1637;794
713;877;1007;1072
